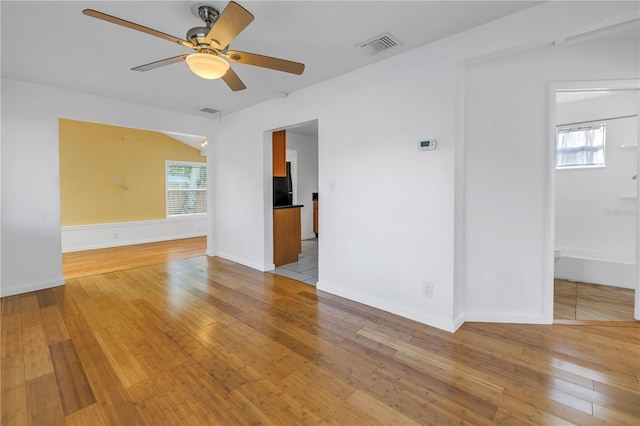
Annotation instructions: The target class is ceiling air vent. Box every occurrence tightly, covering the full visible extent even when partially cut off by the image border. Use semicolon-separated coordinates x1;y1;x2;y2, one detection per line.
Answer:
198;107;220;115
357;33;401;56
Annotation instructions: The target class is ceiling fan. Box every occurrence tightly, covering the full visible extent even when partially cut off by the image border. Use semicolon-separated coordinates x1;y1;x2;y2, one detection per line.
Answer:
82;1;305;91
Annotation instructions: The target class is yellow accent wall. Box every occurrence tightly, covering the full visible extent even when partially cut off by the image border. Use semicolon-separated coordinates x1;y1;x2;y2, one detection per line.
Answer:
59;119;206;226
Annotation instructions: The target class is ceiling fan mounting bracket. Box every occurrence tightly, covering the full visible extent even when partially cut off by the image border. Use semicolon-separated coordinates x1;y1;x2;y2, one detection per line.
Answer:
197;5;220;27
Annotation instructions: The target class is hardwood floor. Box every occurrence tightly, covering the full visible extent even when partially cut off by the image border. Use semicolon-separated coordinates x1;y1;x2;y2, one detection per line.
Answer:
2;255;639;425
62;237;206;279
554;279;636;321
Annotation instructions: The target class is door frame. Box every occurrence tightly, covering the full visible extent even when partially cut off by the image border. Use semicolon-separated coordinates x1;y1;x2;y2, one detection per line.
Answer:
265;120;319;272
545;79;640;322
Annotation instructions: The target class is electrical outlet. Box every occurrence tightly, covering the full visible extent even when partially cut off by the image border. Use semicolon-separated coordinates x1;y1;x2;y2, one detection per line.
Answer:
423;282;433;298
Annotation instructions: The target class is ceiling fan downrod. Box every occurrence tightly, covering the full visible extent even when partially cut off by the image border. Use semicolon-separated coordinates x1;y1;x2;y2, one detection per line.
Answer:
187;5;222;47
198;5;219;28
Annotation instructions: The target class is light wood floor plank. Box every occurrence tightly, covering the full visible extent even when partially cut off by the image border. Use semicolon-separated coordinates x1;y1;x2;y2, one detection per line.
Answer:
126;379;184;425
64;403;108;426
0;297;28;425
346;389;422;426
40;305;71;345
22;324;53;382
554;278;635;321
554;279;577;320
62;312;144;425
1;384;28;426
0;240;637;425
593;403;640;426
92;327;148;388
19;295;42;329
1;303;24;387
49;339;96;415
576;281;635;321
62;236;206;279
25;372;66;426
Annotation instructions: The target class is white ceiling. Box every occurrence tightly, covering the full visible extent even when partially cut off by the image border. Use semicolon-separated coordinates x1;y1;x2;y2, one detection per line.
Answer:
1;0;542;120
162;130;208;147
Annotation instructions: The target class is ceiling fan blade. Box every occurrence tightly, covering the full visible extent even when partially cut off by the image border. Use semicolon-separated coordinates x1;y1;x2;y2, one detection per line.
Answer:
221;67;247;91
131;55;189;72
205;1;254;49
225;51;305;75
83;9;194;49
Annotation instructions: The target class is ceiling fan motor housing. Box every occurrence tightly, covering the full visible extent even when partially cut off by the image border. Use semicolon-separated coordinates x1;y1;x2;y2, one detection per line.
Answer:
187;26;212;45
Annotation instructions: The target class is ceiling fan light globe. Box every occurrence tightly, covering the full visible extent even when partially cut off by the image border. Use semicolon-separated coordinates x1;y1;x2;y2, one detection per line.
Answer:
186;53;229;79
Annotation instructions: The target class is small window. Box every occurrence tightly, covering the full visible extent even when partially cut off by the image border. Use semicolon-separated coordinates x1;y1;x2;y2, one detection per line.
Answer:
166;161;207;217
556;123;606;169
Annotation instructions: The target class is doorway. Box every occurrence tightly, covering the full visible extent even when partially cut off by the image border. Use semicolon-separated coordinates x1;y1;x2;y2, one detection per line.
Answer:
547;80;640;322
269;120;319;285
58;119;209;266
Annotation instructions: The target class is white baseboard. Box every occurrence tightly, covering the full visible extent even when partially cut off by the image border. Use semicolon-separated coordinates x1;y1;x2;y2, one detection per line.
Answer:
452;312;466;331
554;255;636;289
464;311;549;324
316;280;460;333
0;277;65;298
62;217;207;252
216;252;274;272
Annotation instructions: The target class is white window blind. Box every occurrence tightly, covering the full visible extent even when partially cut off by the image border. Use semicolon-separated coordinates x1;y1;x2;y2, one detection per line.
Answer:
556;123;606;168
166;162;207;217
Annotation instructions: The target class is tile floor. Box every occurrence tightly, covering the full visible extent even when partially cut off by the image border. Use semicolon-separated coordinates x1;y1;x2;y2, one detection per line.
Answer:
271;238;318;286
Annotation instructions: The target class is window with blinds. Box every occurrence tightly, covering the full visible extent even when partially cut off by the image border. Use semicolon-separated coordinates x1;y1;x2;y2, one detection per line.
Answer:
166;161;207;217
556;123;606;169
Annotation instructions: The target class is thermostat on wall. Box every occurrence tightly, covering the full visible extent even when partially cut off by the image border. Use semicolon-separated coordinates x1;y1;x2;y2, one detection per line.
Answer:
418;139;437;151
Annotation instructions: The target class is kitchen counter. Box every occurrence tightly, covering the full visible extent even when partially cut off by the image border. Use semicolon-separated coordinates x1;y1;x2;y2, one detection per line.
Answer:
273;205;302;266
273;204;304;210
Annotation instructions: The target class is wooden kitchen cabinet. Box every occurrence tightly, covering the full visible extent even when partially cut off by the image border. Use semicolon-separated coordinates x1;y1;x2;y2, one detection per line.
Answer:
272;130;286;177
273;206;302;266
313;199;318;236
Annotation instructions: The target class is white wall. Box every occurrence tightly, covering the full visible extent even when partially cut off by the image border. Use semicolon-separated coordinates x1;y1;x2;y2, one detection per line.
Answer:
286;132;318;240
554;93;638;288
0;79;215;297
212;2;640;331
464;38;639;321
214;49;460;331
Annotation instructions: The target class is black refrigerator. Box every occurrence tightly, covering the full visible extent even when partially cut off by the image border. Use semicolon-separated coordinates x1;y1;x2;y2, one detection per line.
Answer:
273;162;292;206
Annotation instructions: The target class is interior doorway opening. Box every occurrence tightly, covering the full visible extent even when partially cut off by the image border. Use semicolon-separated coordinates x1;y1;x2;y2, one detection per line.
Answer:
58;118;210;277
547;81;640;322
268;119;319;285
